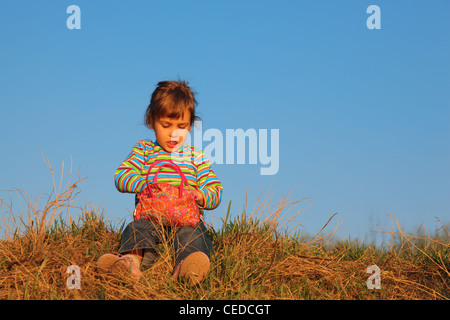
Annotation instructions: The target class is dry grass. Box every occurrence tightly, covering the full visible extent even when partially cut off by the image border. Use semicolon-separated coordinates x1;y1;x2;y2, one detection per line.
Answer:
0;165;449;300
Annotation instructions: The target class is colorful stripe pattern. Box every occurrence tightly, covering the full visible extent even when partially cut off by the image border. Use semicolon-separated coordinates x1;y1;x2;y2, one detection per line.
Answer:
115;139;223;211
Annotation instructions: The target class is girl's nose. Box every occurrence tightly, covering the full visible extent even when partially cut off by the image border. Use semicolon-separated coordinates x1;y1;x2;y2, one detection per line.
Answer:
171;128;187;142
170;134;183;144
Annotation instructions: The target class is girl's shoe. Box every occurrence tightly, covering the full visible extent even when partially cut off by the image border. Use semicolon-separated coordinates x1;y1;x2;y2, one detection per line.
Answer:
172;251;210;286
97;253;120;270
97;253;143;279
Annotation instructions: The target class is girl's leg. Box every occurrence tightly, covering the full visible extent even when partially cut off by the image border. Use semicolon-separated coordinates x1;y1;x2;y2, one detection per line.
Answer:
172;220;214;285
97;219;160;278
118;219;160;256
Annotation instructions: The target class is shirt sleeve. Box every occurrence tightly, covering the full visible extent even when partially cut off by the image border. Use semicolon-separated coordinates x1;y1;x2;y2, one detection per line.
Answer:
114;141;148;193
195;152;223;210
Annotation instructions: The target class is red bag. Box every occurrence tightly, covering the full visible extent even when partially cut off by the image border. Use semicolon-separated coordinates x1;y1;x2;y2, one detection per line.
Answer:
134;160;201;227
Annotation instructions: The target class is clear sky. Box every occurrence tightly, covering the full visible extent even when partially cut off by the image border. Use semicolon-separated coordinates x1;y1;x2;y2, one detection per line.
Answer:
1;1;449;244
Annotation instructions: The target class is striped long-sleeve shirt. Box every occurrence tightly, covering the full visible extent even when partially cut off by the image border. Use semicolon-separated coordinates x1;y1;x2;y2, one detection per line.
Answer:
114;139;223;212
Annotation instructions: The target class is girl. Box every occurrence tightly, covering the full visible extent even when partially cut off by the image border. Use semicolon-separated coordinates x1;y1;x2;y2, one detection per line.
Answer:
97;80;223;286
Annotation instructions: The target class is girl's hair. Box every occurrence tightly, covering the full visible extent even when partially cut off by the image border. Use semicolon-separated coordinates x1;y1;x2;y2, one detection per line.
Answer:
144;80;200;129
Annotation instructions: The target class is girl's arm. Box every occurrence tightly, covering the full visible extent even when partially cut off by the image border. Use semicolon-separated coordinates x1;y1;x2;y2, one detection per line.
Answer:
195;153;223;210
114;141;148;193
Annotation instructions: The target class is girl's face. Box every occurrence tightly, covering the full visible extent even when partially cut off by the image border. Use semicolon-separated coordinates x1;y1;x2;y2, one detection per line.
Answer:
153;112;191;152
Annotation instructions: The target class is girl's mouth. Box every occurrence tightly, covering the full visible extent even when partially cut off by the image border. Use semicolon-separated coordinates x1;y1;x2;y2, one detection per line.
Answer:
167;141;178;148
167;136;183;149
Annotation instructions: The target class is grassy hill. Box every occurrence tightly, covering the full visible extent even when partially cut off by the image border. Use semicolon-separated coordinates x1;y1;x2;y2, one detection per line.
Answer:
0;180;449;300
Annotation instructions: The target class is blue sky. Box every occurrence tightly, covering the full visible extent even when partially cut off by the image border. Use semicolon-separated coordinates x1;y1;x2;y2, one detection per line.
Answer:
1;1;449;243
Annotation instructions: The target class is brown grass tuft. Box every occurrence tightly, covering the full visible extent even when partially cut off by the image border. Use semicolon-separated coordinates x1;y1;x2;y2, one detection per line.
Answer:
0;163;448;300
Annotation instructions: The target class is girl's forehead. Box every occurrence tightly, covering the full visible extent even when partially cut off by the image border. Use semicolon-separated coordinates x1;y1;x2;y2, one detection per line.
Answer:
158;114;190;124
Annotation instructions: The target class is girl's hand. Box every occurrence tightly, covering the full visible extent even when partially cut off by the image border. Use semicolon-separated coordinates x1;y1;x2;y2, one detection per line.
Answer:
190;189;205;207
